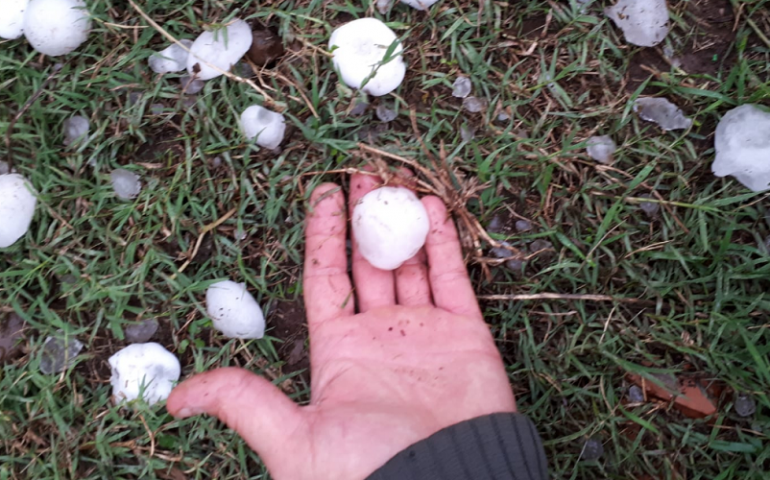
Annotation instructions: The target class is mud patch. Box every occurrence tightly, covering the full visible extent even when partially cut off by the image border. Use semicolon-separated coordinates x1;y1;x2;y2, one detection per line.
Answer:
269;299;309;382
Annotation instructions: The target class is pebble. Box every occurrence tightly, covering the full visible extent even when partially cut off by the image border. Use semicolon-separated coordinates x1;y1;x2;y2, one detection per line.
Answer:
515;219;532;232
124;319;159;344
452;76;471;98
581;438;604;461
179;75;205;95
463;96;487;113
638;193;660;216
39;335;83;374
376;104;397;123
627;385;644;403
735;394;757;417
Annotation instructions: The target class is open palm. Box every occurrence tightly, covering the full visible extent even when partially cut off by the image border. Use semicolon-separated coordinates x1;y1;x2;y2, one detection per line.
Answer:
167;173;516;480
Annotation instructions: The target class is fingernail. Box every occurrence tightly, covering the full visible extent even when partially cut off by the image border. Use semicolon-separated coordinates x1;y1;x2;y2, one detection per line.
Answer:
177;407;199;418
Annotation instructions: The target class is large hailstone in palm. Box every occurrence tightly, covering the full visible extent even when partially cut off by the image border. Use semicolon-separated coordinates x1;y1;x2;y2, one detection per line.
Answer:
108;343;180;405
240;105;286;150
712;104;770;192
0;0;29;39
0;174;37;248
352;187;430;270
329;18;406;97
187;19;253;81
22;0;91;56
206;280;266;339
605;0;669;47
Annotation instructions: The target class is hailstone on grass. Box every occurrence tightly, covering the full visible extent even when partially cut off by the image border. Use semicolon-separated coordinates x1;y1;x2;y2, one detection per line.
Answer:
108;343;180;405
633;97;692;131
0;174;37;248
240;105;286;150
605;0;669;47
23;0;91;56
0;0;28;39
63;115;89;146
149;39;193;74
352;187;430;270
586;135;616;164
187;19;253;81
712;104;770;192
452;76;472;98
40;334;83;374
329;18;406;97
110;168;141;200
206;280;266;339
376;0;441;11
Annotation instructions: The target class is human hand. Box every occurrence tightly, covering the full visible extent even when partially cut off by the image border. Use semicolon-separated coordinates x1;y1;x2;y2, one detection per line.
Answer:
167;172;516;480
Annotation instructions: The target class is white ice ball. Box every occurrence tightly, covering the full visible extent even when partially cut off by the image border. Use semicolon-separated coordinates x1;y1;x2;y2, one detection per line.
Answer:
0;174;37;248
206;280;266;339
352;186;430;270
605;0;669;47
149;39;193;74
108;342;181;405
329;18;406;97
240;105;286;150
23;0;91;56
0;0;29;40
712;104;770;192
187;19;253;81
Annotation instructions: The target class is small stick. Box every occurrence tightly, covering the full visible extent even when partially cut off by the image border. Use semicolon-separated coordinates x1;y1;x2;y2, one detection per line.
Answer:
478;293;658;305
172;208;237;278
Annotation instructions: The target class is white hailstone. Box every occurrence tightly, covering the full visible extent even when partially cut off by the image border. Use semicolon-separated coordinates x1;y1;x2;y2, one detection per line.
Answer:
463;96;487;113
108;343;180;405
586;135;616;164
63;115;89;146
329;18;406;97
0;174;37;248
400;0;441;9
633;97;692;131
605;0;669;47
240;105;286;150
187;19;253;81
712;104;770;192
352;186;430;270
452;76;472;98
0;0;29;39
110;168;142;200
460;124;475;142
148;39;193;74
23;0;91;56
205;280;266;339
39;335;83;374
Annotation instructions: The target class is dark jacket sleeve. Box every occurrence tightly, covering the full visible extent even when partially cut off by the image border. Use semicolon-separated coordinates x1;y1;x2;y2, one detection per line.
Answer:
366;413;548;480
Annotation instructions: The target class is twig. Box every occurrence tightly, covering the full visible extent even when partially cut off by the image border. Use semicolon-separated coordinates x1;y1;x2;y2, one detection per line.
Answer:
126;0;278;108
4;63;64;171
478;293;659;305
172;208;237;278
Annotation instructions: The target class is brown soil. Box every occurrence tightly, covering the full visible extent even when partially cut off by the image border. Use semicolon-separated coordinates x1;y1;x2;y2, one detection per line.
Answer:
269;299;310;383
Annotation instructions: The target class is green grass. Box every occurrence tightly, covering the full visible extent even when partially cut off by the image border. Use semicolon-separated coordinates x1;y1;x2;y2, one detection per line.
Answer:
1;0;770;478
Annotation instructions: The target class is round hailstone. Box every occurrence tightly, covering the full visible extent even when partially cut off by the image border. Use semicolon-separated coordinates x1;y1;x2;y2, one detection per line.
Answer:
63;115;89;146
186;19;253;81
148;39;193;74
240;105;286;150
352;187;430;270
108;343;180;405
110;168;142;200
605;0;670;47
0;0;29;40
0;174;37;248
712;104;770;192
23;0;91;56
205;280;266;339
586;135;616;164
329;18;406;97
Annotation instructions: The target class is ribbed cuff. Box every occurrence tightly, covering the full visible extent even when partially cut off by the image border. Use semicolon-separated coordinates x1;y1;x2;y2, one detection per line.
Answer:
366;413;548;480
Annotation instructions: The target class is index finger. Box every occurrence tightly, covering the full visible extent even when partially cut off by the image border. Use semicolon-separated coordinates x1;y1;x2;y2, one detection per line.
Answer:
303;183;354;326
422;196;483;321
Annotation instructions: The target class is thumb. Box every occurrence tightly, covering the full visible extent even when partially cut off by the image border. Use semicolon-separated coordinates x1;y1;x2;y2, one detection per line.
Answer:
167;367;304;461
